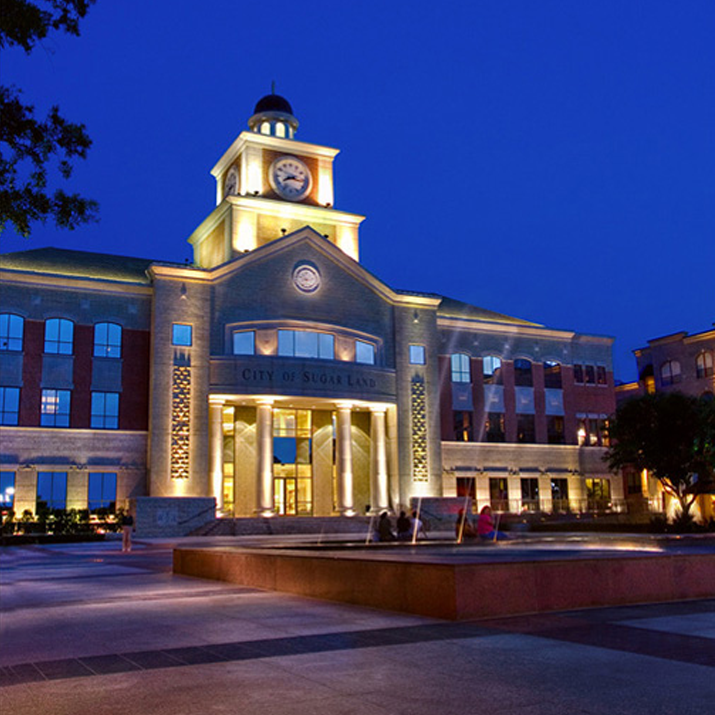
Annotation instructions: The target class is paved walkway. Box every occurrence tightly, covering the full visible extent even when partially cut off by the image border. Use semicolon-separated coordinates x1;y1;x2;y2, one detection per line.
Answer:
1;536;714;714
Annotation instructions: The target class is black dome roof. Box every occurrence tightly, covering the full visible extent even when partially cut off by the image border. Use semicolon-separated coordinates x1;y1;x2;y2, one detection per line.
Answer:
253;93;294;115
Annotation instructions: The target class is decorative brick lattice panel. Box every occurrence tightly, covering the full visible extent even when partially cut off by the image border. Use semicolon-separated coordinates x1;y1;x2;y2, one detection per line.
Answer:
411;375;428;482
171;366;191;480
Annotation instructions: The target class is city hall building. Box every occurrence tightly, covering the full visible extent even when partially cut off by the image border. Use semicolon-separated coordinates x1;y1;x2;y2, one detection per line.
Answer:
0;94;619;528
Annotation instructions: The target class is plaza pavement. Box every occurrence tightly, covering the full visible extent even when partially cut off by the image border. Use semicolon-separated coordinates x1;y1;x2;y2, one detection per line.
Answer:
1;535;714;715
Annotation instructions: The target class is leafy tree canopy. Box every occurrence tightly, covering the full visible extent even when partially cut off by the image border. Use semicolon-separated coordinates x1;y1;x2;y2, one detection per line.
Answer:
0;0;98;237
606;392;715;519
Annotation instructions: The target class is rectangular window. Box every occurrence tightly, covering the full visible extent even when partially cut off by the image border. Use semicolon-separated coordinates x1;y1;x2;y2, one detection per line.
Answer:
453;411;473;442
44;318;74;355
585;365;596;385
88;472;117;512
547;416;565;444
573;364;584;384
586;478;611;510
483;356;502;385
551;478;569;512
456;477;476;500
91;392;119;429
37;471;67;510
40;389;71;427
355;340;375;365
521;478;539;511
516;414;536;443
543;361;562;389
489;477;509;511
0;386;20;425
409;345;425;365
0;314;24;351
277;330;334;360
232;330;255;355
172;323;192;346
485;412;505;442
94;323;122;358
0;471;15;508
596;366;607;385
514;359;533;387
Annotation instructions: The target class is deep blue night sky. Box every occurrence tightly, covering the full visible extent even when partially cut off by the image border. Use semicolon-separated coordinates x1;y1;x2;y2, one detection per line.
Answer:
2;1;713;381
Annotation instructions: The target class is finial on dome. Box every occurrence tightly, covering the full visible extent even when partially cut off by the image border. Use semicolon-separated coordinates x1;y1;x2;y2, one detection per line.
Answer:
248;87;298;138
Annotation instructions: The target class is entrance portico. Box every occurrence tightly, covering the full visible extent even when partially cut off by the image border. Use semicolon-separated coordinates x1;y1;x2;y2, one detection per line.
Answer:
208;394;395;517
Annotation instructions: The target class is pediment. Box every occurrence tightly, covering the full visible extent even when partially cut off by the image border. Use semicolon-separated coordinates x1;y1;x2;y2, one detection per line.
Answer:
208;226;431;307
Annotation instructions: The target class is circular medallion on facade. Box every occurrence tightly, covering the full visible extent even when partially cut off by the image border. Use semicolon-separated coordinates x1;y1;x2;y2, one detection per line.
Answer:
292;262;321;293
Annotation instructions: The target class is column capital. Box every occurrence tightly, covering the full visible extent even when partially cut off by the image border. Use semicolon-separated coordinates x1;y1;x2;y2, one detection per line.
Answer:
335;401;354;411
208;396;226;407
256;398;275;407
369;402;391;415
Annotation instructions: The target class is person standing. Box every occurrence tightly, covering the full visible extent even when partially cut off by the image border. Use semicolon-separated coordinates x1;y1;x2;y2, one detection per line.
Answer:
121;511;135;553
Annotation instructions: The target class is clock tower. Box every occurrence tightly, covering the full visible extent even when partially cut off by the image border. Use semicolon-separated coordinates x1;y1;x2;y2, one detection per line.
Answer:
188;93;365;268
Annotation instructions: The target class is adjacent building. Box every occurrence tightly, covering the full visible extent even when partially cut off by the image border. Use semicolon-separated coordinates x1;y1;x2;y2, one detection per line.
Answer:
615;325;715;520
0;94;619;527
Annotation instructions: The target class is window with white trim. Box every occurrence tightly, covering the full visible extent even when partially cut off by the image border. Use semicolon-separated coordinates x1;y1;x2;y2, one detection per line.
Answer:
91;392;119;429
355;340;375;365
94;322;122;358
232;330;255;355
278;330;334;360
0;387;20;425
0;313;24;351
451;353;470;383
409;345;425;365
44;318;74;355
41;389;71;427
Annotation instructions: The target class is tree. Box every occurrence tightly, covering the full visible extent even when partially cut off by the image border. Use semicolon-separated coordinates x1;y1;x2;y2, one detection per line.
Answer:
606;392;715;523
0;0;98;237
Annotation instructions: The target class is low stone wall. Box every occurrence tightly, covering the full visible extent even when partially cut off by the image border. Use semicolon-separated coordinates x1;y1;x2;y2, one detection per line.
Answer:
173;546;715;620
130;496;215;537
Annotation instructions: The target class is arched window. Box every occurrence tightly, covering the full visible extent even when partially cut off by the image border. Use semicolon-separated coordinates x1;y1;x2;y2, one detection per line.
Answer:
543;361;562;389
696;351;713;379
660;360;681;386
514;358;533;387
0;313;24;351
44;318;74;355
94;322;122;358
451;353;471;383
483;356;502;385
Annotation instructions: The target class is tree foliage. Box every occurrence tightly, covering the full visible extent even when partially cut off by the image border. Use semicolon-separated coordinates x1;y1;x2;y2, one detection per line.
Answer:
0;0;98;237
606;392;715;520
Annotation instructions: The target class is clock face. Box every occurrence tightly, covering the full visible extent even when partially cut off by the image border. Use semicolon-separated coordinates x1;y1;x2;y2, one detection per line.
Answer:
269;156;312;201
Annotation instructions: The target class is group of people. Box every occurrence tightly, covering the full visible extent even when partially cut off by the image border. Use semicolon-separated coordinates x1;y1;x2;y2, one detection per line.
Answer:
376;510;427;542
456;505;509;542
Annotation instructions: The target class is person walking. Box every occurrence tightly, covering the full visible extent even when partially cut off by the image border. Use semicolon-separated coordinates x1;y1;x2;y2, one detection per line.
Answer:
121;511;135;553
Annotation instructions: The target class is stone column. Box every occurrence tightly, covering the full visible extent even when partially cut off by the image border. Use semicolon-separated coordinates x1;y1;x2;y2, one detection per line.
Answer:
335;402;355;516
208;397;225;513
370;407;390;513
256;399;274;516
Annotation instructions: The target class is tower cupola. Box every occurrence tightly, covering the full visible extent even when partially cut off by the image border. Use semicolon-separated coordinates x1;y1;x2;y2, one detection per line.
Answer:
248;91;299;139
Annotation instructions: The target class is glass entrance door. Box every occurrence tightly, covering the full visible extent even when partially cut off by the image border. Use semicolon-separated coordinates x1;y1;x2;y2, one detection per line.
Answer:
274;477;297;516
273;409;313;515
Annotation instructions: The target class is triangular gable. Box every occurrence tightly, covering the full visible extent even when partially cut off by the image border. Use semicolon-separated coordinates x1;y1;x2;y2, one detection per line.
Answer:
205;226;440;308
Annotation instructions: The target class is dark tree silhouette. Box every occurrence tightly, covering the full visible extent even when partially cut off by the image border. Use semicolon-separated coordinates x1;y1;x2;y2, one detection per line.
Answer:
606;392;715;522
0;1;98;237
